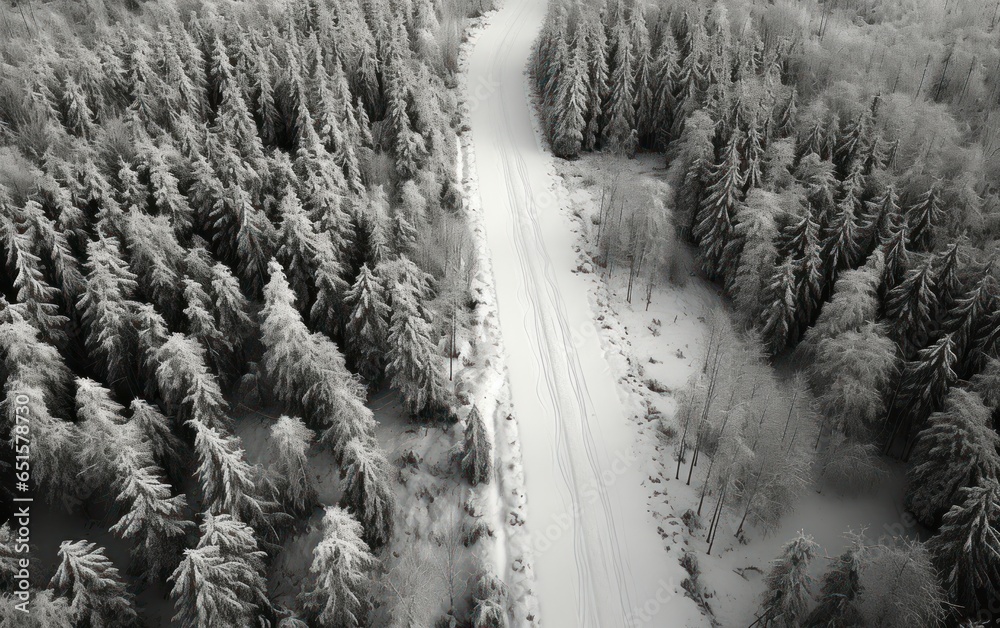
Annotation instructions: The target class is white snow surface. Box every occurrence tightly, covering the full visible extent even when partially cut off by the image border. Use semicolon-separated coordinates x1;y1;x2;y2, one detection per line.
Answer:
464;2;711;626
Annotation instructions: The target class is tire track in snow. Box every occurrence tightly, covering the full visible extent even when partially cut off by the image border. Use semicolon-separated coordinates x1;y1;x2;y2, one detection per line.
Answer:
466;0;712;625
486;5;600;619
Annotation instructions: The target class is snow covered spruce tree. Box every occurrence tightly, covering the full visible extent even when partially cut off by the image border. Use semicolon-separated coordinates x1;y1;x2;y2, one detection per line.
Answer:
265;415;317;516
299;507;378;628
340;438;396;550
344;263;391;388
462;404;493;486
551;36;587;159
260;260;375;450
189;417;275;534
906;387;1000;526
927;479;1000;614
693;131;744;281
384;256;451;419
51;541;138;628
170;514;272;628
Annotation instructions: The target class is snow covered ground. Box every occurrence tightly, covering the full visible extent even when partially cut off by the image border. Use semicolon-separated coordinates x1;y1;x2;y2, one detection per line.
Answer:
551;153;919;627
464;1;711;626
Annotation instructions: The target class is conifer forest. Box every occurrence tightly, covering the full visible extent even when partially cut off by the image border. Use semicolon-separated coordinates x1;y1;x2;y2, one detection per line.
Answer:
2;0;1000;626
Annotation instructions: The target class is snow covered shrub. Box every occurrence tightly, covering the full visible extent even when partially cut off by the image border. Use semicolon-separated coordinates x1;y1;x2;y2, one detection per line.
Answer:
756;532;819;627
471;569;509;628
819;434;884;494
855;540;945;628
462;518;494;547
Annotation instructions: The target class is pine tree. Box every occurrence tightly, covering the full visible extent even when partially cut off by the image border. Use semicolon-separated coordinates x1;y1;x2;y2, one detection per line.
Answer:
385;61;422;179
761;260;800;356
340;438;395;550
860;185;901;255
17;199;84;305
821;200;862;286
4;380;78;508
344;264;390;387
210;185;276;297
906;388;1000;526
170;514;271;628
582;19;609;152
75;377;133;493
551;37;587;159
78;236;139;389
630;8;655;148
794;217;826;330
154;332;229;429
800;253;883;354
183;278;233;378
672;110;716;240
946;280;995;377
0;589;73;626
932;242;962;316
757;532;819;627
693;132;744;280
878;220;910;296
744;117;765;193
110;462;193;584
890;333;958;448
462;405;493;486
884;256;937;358
928;479;1000;614
0;215;67;346
51;541;138;628
261;261;375;450
265;415;316;515
906;185;942;251
299;507;377;628
390;212;419;259
216;69;265;164
833;109;871;176
129;398;185;481
385;257;450;417
124;211;185;323
61;75;95;138
145;146;195;236
855;540;945;627
209;262;254;350
536;7;568;114
471;569;509;628
650;31;678;150
727;190;779;318
189;418;272;531
602;19;636;151
0;318;73;408
275;189;322;306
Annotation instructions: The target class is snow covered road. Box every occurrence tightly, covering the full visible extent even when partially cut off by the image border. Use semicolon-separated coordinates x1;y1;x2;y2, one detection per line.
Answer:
466;2;709;627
